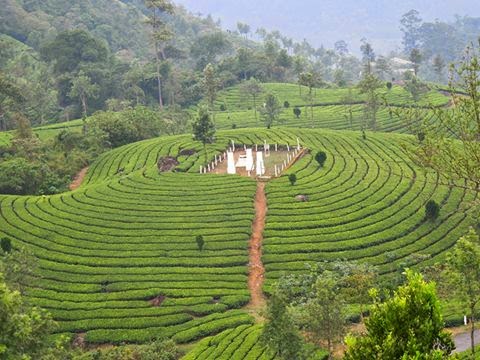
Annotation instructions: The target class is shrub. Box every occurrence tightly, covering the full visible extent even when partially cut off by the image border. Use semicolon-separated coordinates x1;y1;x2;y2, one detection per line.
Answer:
284;101;290;108
315;151;327;167
196;235;205;251
293;107;301;119
1;238;12;253
220;104;227;111
417;132;425;142
386;82;393;90
289;174;297;186
232;123;237;129
425;200;440;220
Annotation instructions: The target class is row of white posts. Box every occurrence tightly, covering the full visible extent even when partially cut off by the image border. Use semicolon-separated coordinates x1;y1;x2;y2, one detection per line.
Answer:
200;138;302;176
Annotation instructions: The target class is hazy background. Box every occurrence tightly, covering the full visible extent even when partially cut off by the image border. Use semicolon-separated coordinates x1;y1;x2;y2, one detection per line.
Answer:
175;0;480;53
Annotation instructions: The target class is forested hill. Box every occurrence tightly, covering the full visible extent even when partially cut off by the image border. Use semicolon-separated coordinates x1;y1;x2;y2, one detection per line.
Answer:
0;0;242;61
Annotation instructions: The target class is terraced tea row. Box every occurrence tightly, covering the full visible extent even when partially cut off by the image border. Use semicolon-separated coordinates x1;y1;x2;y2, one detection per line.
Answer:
0;128;475;346
0;140;257;343
214;83;449;111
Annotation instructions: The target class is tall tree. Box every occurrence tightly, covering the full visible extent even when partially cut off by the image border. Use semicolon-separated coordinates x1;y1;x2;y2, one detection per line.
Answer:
240;78;264;122
192;107;216;164
299;71;320;128
400;9;423;54
70;72;99;120
145;0;175;109
303;271;346;359
260;93;282;129
358;73;383;131
432;55;446;83
237;22;251;39
0;72;24;131
360;39;375;74
406;41;480;189
344;270;454;359
446;228;480;358
260;290;304;360
203;63;218;119
409;48;423;76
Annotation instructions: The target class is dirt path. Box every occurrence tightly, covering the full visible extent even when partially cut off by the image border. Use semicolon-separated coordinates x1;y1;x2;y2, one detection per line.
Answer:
247;181;267;311
69;167;89;191
453;328;480;353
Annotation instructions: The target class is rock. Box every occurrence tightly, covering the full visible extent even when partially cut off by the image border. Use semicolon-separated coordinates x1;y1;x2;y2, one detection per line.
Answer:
295;195;309;202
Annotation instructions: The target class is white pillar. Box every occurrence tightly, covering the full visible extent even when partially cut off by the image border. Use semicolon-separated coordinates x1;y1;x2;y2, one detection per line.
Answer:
274;165;278;177
287;144;290;152
256;151;265;176
227;151;236;174
275;143;278;152
207;164;211;172
246;148;254;171
297;137;301;150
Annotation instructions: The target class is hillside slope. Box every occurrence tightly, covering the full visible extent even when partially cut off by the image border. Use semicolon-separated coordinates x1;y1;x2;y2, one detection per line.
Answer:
0;128;475;345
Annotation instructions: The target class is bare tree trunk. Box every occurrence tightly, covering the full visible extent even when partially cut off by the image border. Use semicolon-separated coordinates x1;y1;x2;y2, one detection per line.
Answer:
253;94;257;122
155;47;163;109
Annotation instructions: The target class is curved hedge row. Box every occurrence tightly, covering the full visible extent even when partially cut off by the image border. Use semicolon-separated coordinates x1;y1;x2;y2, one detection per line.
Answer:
0;127;475;345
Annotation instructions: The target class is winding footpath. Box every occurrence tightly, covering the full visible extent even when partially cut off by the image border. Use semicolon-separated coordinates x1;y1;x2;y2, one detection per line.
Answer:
247;181;267;310
69;167;89;191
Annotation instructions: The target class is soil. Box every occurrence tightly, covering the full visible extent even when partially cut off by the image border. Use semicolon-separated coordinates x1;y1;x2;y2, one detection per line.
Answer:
247;182;267;311
149;295;166;307
69;167;89;191
157;157;179;172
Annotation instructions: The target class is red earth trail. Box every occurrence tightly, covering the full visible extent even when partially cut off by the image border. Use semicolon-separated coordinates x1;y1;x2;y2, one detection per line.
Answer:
247;181;267;310
69;167;89;191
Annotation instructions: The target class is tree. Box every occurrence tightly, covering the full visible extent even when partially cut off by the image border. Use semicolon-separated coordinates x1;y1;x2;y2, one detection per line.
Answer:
240;78;264;122
425;200;440;220
400;10;423;54
375;56;391;80
360;39;375;74
334;40;349;56
432;55;446;83
0;238;11;253
409;48;423;76
288;173;297;186
446;228;480;358
293;107;301;119
145;0;175;109
358;73;383;131
260;94;282;129
315;151;327;167
304;271;346;359
260;290;304;360
13;112;33;139
195;235;205;251
237;22;250;39
69;72;99;125
299;71;320;128
192;107;216;164
344;270;454;360
405;42;480;190
404;75;428;103
0;72;24;131
1;247;38;295
203;63;218;117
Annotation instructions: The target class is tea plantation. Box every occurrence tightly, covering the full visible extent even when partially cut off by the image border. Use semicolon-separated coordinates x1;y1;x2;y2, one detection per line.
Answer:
0;127;476;347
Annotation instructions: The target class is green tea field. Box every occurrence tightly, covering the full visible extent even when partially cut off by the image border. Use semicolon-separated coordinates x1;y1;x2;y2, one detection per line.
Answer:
0;127;476;348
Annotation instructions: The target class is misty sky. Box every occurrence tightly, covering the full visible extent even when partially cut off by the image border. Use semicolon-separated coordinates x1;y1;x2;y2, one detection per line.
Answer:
174;0;480;54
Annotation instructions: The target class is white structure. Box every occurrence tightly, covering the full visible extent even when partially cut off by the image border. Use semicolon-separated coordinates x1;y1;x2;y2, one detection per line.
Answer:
245;148;254;171
227;151;236;174
256;151;265;176
297;138;301;150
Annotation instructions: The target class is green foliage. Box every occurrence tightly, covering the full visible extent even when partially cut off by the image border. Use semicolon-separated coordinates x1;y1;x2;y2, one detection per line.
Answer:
192;107;216;163
0;238;11;253
0;158;41;195
315;151;327;167
344;270;454;360
79;339;180;360
261;290;304;360
293;106;301;118
260;93;282;129
195;235;205;252
446;228;480;357
0;273;67;360
288;173;297;186
425;200;440;220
